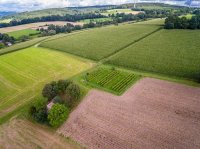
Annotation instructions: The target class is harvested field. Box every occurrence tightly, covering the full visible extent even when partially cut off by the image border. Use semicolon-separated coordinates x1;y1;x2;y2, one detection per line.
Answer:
59;78;200;149
0;21;83;33
0;118;81;149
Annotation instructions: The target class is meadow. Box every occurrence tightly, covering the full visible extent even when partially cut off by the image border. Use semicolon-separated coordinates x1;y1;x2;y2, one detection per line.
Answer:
7;29;40;39
0;47;92;122
106;29;200;81
40;20;162;61
101;9;141;16
84;66;141;95
79;18;113;24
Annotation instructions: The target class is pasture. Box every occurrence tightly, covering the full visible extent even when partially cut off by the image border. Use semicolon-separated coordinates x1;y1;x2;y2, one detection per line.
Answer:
7;29;40;39
59;78;200;149
0;47;93;120
84;66;141;95
40;19;162;61
106;29;200;81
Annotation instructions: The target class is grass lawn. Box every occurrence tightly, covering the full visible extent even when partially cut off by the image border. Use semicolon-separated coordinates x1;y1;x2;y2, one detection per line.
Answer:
0;47;93;122
106;29;200;81
7;29;40;39
40;19;162;61
80;65;141;95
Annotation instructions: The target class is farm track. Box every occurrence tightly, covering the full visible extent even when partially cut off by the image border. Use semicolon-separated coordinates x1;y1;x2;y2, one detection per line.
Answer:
59;78;200;149
100;27;162;63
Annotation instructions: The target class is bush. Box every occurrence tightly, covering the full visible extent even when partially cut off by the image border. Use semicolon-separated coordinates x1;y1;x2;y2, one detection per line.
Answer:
48;103;69;127
29;98;48;123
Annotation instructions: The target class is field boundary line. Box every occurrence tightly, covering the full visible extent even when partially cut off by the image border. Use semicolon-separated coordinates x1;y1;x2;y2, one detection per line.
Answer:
100;27;163;63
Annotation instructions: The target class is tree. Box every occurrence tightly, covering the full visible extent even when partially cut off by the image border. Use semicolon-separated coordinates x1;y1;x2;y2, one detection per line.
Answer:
0;43;5;49
66;83;81;100
42;82;58;101
48;103;69;127
57;80;72;94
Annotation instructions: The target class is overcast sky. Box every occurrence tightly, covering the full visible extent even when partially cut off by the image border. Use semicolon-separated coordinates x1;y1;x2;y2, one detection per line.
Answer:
0;0;133;12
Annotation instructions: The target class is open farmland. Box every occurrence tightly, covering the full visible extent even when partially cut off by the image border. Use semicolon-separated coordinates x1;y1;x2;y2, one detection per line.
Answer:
40;19;162;61
0;47;93;120
59;78;200;149
7;29;40;39
0;21;83;33
101;9;143;16
0;118;81;149
84;66;141;95
79;18;113;24
106;29;200;81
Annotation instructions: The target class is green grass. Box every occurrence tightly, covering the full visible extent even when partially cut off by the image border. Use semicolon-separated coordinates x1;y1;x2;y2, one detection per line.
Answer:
79;18;113;24
80;66;141;95
101;9;138;16
7;29;40;39
0;37;48;55
106;29;200;81
40;19;162;61
0;47;93;123
0;19;12;23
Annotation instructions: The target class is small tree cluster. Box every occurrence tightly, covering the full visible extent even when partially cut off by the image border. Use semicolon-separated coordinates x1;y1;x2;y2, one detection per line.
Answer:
42;79;80;105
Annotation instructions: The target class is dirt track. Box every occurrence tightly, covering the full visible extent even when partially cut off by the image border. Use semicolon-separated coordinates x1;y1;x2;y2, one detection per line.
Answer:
59;78;200;149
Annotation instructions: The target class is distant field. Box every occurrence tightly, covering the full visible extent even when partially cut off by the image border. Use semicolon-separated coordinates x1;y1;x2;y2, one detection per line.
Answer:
102;9;143;16
79;18;113;24
40;19;162;61
7;29;40;39
106;29;200;81
0;19;12;23
84;66;141;95
0;21;82;33
0;47;92;120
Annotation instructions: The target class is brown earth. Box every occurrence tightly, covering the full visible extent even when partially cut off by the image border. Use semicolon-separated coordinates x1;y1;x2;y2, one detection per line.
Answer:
0;118;82;149
0;21;83;33
58;78;200;149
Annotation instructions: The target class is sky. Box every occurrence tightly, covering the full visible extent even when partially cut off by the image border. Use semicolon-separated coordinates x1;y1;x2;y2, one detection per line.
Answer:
0;0;132;12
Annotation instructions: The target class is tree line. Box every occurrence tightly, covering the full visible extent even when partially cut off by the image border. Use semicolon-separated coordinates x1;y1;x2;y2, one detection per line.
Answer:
0;13;105;28
164;15;200;29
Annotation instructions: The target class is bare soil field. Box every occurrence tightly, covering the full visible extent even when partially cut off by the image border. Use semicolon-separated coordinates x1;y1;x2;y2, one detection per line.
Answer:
0;118;81;149
0;21;83;33
59;78;200;149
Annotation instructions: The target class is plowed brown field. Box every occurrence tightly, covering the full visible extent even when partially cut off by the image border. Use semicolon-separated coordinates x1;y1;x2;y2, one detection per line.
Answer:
59;78;200;149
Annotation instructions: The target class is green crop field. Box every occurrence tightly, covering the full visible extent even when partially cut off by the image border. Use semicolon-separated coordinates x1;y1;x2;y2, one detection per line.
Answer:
7;29;40;39
40;19;162;61
83;66;141;95
79;18;113;24
106;29;200;81
0;47;93;121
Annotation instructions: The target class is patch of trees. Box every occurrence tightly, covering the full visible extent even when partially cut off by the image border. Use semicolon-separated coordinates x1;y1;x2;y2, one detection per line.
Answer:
0;33;15;49
164;15;200;29
30;79;81;127
0;13;105;28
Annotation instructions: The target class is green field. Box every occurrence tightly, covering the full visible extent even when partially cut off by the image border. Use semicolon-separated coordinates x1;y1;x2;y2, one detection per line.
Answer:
83;66;140;95
106;29;200;81
40;20;162;61
0;19;12;23
7;29;40;39
79;18;113;24
0;47;93;121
